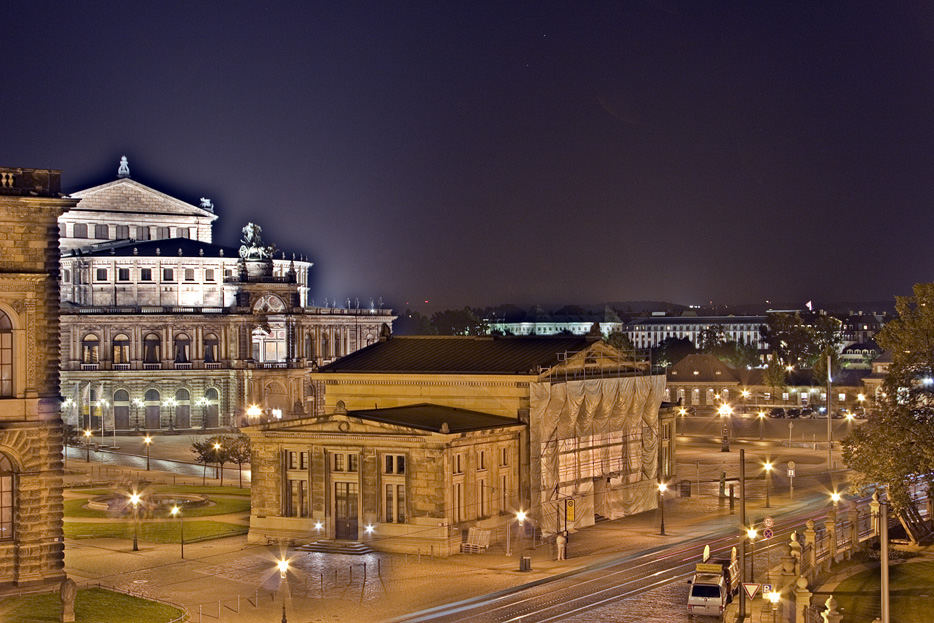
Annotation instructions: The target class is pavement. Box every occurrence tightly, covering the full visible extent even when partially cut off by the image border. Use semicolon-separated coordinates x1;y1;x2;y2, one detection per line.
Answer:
53;444;845;623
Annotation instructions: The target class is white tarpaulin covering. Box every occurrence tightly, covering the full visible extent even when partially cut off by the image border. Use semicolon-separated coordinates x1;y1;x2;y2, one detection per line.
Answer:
530;375;667;535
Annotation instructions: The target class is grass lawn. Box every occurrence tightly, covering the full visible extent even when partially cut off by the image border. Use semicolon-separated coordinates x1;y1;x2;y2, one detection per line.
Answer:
64;519;246;543
155;484;250;497
0;587;183;622
833;559;934;622
64;495;250;519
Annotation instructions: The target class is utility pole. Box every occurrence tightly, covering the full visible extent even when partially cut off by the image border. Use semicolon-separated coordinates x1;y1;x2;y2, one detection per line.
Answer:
826;353;833;475
880;497;890;623
739;448;747;621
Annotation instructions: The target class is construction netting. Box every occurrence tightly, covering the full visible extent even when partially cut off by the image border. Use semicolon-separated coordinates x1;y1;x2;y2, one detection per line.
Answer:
530;375;667;535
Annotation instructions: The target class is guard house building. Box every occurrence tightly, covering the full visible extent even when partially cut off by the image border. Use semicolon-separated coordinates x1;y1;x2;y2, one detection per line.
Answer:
245;335;671;554
0;167;76;587
58;158;394;431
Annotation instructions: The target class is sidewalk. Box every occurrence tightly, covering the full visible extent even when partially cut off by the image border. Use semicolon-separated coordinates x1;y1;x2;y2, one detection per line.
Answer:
58;482;831;623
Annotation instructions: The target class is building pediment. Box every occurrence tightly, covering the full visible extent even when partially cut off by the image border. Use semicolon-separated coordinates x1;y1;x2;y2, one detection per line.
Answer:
251;414;435;437
70;178;217;220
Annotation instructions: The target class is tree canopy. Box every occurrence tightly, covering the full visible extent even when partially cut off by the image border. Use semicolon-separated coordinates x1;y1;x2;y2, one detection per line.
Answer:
842;283;934;510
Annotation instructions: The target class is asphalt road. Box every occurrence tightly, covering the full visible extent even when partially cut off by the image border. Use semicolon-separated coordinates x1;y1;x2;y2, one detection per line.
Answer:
391;493;835;623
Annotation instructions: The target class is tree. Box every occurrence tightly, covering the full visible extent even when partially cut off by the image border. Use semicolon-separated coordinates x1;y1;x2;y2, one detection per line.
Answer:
604;330;633;353
191;435;233;486
227;434;252;488
710;340;761;369
762;358;787;404
190;438;214;486
652;337;695;368
762;313;816;367
431;307;487;336
842;283;934;512
698;326;726;352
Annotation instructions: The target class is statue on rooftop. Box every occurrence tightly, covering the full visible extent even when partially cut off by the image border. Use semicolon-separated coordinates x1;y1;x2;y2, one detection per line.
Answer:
117;155;130;178
239;222;275;260
200;197;214;211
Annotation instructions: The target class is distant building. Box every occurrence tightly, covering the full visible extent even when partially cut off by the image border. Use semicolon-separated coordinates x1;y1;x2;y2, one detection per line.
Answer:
839;341;880;370
487;307;623;337
246;336;673;554
626;315;767;351
0;166;76;587
58;158;394;432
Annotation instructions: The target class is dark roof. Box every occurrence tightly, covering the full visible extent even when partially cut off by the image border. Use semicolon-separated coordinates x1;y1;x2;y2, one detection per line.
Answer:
347;403;522;433
319;335;597;374
64;238;238;259
668;354;740;383
629;315;766;326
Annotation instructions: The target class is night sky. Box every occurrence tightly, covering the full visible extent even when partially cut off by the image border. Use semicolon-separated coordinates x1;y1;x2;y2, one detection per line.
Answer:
4;2;934;310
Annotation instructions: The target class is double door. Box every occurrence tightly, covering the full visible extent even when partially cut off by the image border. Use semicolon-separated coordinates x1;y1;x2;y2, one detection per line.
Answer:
334;482;358;540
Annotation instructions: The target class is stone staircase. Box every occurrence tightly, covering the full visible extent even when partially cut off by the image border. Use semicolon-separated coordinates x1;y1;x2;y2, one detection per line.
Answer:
296;539;374;555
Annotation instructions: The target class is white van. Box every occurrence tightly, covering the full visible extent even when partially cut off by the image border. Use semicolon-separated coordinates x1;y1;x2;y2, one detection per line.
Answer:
687;571;728;618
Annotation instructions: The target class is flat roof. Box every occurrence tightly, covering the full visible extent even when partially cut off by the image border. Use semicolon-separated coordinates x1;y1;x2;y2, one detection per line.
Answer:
347;403;522;433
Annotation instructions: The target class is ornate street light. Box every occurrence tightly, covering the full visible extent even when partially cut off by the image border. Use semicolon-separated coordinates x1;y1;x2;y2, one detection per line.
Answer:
657;482;668;535
763;461;773;508
83;429;93;462
129;491;142;552
143;435;153;471
170;505;184;559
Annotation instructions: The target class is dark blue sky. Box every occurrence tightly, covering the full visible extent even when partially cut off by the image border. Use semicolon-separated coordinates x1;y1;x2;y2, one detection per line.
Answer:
4;1;934;309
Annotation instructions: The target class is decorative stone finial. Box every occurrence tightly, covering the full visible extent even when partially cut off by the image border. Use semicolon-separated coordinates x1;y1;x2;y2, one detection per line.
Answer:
440;422;450;434
117;155;130;178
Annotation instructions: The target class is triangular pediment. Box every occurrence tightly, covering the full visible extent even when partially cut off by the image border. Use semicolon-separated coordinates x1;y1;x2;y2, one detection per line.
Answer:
70;178;217;219
257;414;433;437
543;340;648;377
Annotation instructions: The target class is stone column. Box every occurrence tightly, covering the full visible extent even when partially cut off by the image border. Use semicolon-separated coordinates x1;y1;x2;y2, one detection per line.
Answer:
849;502;860;557
825;513;837;567
789;531;802;576
804;520;817;580
794;576;811;623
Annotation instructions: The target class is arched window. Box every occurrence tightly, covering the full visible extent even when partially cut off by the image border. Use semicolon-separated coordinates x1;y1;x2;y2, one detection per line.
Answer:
174;388;190;428
203;333;219;363
203;388;219;428
143;389;161;429
0;453;15;541
82;334;100;364
0;311;11;397
112;334;130;364
174;333;190;363
304;333;315;360
113;389;130;430
143;334;161;364
321;332;330;359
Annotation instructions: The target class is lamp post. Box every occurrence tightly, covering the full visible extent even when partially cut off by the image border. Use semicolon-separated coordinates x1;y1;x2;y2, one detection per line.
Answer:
83;429;92;462
170;505;184;559
129;491;142;552
143;435;152;471
213;441;223;484
657;482;668;535
506;510;526;557
132;398;144;431
767;590;781;623
272;408;283;420
97;398;109;441
763;461;773;508
746;525;758;583
246;403;262;426
757;410;766;441
741;389;750;413
163;398;178;431
718;403;733;452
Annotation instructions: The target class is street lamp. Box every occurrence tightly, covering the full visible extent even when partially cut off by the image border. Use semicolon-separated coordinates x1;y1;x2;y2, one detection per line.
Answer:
757;410;766;440
129;491;142;552
741;389;750;413
767;590;781;622
277;558;289;579
746;526;758;582
763;461;773;508
718;403;733;452
272;408;283;420
213;441;223;484
83;429;93;462
170;505;184;559
830;490;842;510
132;398;144;431
143;435;153;471
506;510;527;556
678;407;687;417
96;398;109;441
163;398;178;431
657;482;668;535
246;404;262;421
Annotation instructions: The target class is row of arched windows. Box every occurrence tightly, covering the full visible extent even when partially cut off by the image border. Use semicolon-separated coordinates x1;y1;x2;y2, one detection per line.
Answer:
82;333;220;364
104;387;220;429
0;311;12;397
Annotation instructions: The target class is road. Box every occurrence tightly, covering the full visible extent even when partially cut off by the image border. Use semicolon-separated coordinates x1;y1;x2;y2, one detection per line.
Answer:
392;493;834;623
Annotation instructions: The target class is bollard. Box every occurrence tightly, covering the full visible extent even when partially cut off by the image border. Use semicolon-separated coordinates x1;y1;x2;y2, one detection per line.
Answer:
237;594;240;613
199;605;202;623
255;588;258;607
729;483;735;512
349;564;353;585
378;558;381;577
363;562;367;583
320;572;324;597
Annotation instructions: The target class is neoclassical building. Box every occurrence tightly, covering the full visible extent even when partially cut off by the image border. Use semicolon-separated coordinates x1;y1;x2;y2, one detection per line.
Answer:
0;166;76;587
246;336;673;554
59;158;394;432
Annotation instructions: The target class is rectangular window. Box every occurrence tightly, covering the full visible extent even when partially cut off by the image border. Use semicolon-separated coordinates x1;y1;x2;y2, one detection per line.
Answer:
347;454;358;472
73;223;88;238
0;473;12;540
501;447;508;466
453;453;463;474
384;454;405;474
501;474;508;511
136;226;150;241
59;223;67;238
838;393;846;402
332;453;345;472
115;225;129;239
288;451;297;470
205;269;215;282
300;452;308;470
184;268;195;281
287;479;307;517
140;268;152;281
176;227;190;239
0;331;12;397
156;227;170;239
117;268;130;281
478;450;486;471
94;224;109;239
162;268;174;282
478;478;487;517
95;268;107;281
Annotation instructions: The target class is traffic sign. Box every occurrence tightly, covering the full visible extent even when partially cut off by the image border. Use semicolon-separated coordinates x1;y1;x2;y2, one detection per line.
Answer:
762;584;773;595
742;583;761;600
763;528;774;539
764;516;774;528
787;469;795;477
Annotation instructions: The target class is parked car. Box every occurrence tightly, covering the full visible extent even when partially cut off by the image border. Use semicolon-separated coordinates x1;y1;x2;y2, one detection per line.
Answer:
769;407;785;418
799;407;815;419
786;408;801;419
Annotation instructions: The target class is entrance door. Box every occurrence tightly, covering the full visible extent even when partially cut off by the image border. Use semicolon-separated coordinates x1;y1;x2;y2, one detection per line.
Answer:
334;482;358;540
113;405;130;430
145;405;160;429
